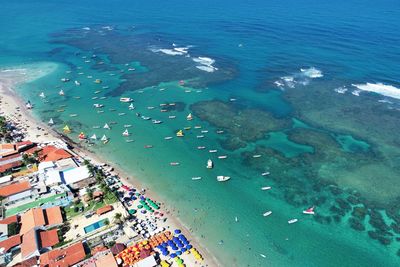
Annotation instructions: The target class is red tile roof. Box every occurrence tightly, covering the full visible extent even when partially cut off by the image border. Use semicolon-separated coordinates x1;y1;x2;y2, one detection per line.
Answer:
0;180;31;197
44;206;63;226
96;205;113;216
0;215;18;225
11;256;38;267
95;252;118;267
39;229;59;248
21;228;39;259
20;208;46;236
39;146;72;162
40;242;86;267
0;235;21;253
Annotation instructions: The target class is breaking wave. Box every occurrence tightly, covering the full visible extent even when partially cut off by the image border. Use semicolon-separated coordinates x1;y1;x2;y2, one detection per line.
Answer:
193;57;218;72
352;83;400;100
274;67;322;89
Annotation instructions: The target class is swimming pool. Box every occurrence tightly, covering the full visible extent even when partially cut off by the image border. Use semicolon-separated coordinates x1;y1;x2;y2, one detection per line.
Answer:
84;219;108;233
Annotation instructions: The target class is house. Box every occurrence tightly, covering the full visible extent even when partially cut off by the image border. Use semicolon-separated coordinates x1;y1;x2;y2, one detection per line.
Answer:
38;146;72;162
39;241;86;267
21;228;59;260
94;251;118;267
0;142;37;174
61;165;95;189
0;180;33;205
20;207;63;236
96;205;113;216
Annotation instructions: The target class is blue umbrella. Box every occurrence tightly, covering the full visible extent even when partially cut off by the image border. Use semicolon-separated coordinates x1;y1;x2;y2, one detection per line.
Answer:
174;229;181;234
187;245;193;250
162;242;168;247
183;240;189;245
181;248;187;253
172;246;178;251
176;251;182;256
170;253;177;258
162;251;169;256
177;243;184;248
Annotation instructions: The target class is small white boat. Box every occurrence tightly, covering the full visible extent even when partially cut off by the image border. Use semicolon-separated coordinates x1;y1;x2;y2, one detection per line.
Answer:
61;78;70;82
187;113;193;121
303;207;315;215
194;126;202;129
170;162;180;166
288;219;298;224
147;106;155;110
261;186;272;191
152;120;162;124
201;130;209;133
209;149;218;153
263;211;272;217
253;154;262;158
100;96;107;100
260;254;267;258
90;134;97;140
48;118;54;125
74;80;81;86
128;68;135;71
164;136;173;140
230;98;237;102
216;130;224;134
218;155;228;159
59;89;65;96
126;139;134;143
197;146;206;150
93;103;104;108
207;159;213;169
217;176;231;182
118;112;126;116
97;110;104;114
39;92;46;98
94;90;101;94
192;177;202;180
235;217;238;222
128;103;135;110
103;123;110;129
92;96;99;100
196;135;204;139
120;97;133;103
159;88;165;91
141;116;151;120
168;116;176;119
93;126;100;129
124;124;132;128
70;114;78;117
261;172;270;176
122;129;129;136
102;86;109;89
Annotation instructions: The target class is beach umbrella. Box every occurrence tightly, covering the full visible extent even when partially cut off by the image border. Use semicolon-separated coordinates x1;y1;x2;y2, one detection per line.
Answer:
170;253;177;258
186;245;192;250
174;229;181;234
176;251;182;256
181;248;187;253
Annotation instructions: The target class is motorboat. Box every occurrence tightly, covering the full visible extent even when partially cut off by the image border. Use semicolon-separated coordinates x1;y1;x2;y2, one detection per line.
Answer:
168;116;176;119
120;97;133;103
61;78;70;82
253;154;262;158
118;112;126;116
94;79;102;84
93;103;104;108
261;172;270;176
141;116;151;120
260;254;267;258
201;130;209;133
92;97;98;100
187;113;193;121
122;129;129;136
152;120;162;124
92;126;100;129
218;155;228;159
235;217;238;222
70;114;78;117
124;124;132;128
144;145;153;148
288;219;298;224
196;135;204;139
176;130;184;137
263;211;272;217
207;159;213;169
194;126;202;129
303;207;315;215
197;146;206;150
216;130;224;134
261;186;271;191
94;90;101;94
209;149;217;153
217;176;231;182
147;106;155;110
170;162;180;166
164;136;173;140
192;177;202;180
126;139;134;143
184;127;191;130
59;89;65;96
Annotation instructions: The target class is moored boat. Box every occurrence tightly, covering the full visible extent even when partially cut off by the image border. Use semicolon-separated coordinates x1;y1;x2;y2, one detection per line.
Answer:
207;159;213;169
261;186;271;191
48;118;54;125
303;207;315;215
122;129;129;136
217;176;231;182
263;211;272;217
218;155;228;159
120;97;133;103
176;130;184;137
288;219;298;224
187;113;193;120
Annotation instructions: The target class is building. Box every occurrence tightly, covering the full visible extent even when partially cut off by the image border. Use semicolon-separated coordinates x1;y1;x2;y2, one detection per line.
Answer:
38;146;72;162
21;228;59;260
39;241;86;267
0;235;21;265
0;141;37;174
0;181;33;205
61;165;95;189
96;205;113;216
20;207;63;236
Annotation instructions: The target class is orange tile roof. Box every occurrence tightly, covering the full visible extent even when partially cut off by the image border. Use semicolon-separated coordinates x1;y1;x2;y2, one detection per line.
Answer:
95;252;118;267
40;242;86;267
44;206;63;226
0;235;21;252
0;215;18;225
0;161;23;173
39;229;59;248
0;143;16;150
20;208;46;235
21;228;39;259
0;180;31;197
11;256;38;267
96;205;113;215
39;146;72;162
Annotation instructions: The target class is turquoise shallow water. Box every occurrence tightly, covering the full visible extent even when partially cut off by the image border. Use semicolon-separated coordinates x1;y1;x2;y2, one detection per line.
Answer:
1;1;400;266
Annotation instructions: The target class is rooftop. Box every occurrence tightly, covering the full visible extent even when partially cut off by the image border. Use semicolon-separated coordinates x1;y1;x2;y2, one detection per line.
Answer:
0;234;21;253
39;229;59;248
21;228;39;259
20;206;63;236
39;242;86;267
39;146;72;162
96;205;113;216
0;180;31;197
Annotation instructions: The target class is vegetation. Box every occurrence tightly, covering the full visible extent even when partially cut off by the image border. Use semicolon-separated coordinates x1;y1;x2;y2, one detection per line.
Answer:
113;212;123;225
8;222;20;236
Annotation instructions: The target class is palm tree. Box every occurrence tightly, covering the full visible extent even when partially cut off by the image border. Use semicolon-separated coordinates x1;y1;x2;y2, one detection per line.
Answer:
86;188;94;200
113;213;123;224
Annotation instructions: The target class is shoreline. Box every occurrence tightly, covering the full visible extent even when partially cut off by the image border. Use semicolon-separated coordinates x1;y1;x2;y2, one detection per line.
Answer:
0;68;220;267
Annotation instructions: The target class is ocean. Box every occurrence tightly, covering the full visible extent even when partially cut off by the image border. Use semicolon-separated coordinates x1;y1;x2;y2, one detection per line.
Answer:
1;0;400;266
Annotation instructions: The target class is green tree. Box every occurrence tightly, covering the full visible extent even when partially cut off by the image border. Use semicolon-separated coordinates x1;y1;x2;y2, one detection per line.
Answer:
86;188;94;200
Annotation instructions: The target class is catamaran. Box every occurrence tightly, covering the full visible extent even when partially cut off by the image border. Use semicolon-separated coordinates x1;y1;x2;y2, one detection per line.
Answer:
207;159;213;169
120;97;133;103
122;129;129;136
303;207;315;215
217;176;231;182
103;123;110;130
48;118;54;125
59;89;65;96
186;113;193;120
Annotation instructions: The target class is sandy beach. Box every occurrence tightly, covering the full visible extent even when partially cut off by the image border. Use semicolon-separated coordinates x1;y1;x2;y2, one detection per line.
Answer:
0;68;220;267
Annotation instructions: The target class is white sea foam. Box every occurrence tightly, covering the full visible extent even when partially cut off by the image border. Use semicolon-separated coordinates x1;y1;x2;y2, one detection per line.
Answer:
82;27;91;31
193;57;218;72
300;67;323;78
352;90;360;96
102;26;114;31
334;86;348;94
352;83;400;100
151;46;191;56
